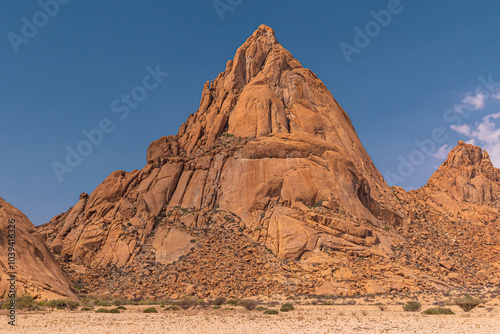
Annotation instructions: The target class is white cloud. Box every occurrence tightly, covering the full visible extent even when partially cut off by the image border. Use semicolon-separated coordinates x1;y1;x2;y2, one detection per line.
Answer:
463;92;486;110
433;144;451;159
482;141;500;167
450;123;471;136
465;139;475;145
492;90;500;100
453;91;489;114
470;112;500;143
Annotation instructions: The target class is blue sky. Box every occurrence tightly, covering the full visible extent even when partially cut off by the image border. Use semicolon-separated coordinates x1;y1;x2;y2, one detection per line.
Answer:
1;0;500;225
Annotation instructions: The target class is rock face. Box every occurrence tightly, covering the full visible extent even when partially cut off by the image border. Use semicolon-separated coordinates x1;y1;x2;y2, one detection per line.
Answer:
0;197;75;300
38;26;500;298
426;140;500;203
389;141;500;289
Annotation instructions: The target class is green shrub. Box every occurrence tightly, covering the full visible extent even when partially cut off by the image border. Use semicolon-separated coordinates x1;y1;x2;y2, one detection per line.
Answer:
165;305;181;311
239;299;260;310
67;301;80;310
138;299;154;305
95;308;109;313
312;200;323;208
45;300;56;310
81;307;92;311
264;309;279;314
453;296;485;312
212;297;227;306
226;298;239;306
212;305;221;309
113;299;127;306
143;307;158;313
422;307;454;315
96;301;111;307
95;308;120;313
116;306;127;310
403;301;421;312
280;303;295;312
256;306;267;311
16;295;38;310
44;299;78;310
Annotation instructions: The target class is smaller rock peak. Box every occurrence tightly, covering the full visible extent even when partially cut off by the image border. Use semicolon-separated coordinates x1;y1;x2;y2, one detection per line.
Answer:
426;139;500;203
443;141;484;169
433;140;498;182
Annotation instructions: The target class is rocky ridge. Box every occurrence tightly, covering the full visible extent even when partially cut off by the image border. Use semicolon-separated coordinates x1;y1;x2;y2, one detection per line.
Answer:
38;26;500;299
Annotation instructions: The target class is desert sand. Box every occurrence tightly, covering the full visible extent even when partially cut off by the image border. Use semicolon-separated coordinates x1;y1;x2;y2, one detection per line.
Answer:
1;303;499;334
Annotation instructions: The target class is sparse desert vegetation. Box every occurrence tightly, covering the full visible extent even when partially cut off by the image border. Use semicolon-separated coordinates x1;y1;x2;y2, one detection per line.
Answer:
2;294;499;334
403;301;422;312
0;290;500;334
422;307;455;315
453;295;485;312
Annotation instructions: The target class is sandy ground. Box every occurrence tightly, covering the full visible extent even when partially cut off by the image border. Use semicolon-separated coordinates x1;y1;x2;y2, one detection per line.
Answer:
0;304;499;334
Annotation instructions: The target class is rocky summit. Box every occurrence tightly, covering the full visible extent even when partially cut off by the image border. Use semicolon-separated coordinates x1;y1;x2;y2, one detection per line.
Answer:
37;25;500;300
0;197;75;300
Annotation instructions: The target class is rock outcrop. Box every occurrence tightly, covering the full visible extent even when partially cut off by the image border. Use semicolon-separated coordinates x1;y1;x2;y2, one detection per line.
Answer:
38;26;500;298
389;141;500;288
426;140;500;204
0;197;75;300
